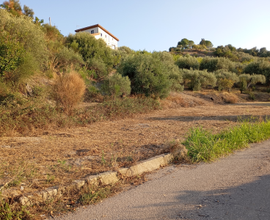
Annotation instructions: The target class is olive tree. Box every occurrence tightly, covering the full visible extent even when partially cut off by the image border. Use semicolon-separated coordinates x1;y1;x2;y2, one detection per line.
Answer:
152;52;184;92
66;32;115;80
239;74;266;92
200;57;235;72
118;53;172;99
215;69;239;91
244;60;270;81
0;9;48;84
182;69;217;91
101;73;131;98
175;55;200;70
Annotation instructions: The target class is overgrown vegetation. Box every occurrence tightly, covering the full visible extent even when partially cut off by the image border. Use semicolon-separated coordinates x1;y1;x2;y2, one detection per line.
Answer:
52;71;86;114
183;118;270;162
0;95;160;136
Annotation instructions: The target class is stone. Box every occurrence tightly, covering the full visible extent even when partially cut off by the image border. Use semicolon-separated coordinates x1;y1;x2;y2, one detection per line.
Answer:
18;153;173;207
120;153;173;177
72;180;85;190
98;172;119;185
19;196;31;206
85;175;98;186
25;83;33;96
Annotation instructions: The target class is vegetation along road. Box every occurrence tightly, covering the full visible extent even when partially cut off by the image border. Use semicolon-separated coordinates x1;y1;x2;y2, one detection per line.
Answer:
54;139;270;220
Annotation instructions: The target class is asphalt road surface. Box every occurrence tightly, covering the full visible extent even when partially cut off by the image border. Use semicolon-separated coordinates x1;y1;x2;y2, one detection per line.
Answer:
54;140;270;220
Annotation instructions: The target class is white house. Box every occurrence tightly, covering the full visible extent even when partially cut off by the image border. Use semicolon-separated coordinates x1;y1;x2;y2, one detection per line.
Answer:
75;24;119;49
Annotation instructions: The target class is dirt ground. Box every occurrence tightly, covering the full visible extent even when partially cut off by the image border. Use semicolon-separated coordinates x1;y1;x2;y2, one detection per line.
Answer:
1;92;270;197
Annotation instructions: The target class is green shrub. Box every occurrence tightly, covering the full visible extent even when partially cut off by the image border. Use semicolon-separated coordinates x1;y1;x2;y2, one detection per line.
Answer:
200;57;235;72
0;9;48;68
239;74;266;92
0;34;25;79
152;52;184;92
182;69;217;91
0;9;48;85
101;73;131;98
118;53;171;99
214;45;238;61
55;47;85;72
215;69;239;91
66;32;115;80
244;60;270;81
175;55;200;70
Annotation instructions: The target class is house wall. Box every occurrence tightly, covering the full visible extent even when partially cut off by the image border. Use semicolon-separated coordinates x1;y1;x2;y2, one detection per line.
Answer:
79;27;118;49
84;27;99;35
97;27;118;49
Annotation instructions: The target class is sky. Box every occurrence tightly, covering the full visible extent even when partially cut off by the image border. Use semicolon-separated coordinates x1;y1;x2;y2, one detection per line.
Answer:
19;0;270;52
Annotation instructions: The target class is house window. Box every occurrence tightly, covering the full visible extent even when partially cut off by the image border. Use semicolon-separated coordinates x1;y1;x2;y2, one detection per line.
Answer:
101;33;102;36
91;30;94;34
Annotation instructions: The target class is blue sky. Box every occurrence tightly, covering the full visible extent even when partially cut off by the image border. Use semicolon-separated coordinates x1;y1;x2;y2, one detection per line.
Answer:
19;0;270;52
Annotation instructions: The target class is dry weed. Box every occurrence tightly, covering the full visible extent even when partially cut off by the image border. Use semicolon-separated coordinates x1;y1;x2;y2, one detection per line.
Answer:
168;139;188;162
52;71;86;114
222;92;238;104
161;93;188;109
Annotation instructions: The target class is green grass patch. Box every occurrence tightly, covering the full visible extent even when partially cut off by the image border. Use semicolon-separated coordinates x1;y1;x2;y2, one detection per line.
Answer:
183;120;270;162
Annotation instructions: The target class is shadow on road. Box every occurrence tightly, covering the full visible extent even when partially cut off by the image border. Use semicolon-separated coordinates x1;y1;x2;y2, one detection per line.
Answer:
135;174;270;220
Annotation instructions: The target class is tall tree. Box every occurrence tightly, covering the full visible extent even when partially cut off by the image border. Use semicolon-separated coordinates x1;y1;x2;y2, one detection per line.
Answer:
0;0;22;16
0;0;43;24
200;38;213;48
177;38;190;50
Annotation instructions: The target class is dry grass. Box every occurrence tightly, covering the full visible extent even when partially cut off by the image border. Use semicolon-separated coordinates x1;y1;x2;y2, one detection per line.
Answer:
1;98;269;197
1;92;270;218
221;92;238;104
161;92;188;109
168;139;189;162
52;71;86;114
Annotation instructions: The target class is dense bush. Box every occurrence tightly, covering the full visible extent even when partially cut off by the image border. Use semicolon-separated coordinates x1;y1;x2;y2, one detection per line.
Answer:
52;71;86;114
101;73;131;98
117;46;135;61
0;34;25;78
152;52;184;92
182;69;217;91
66;32;115;80
214;45;238;61
175;55;200;70
239;74;266;92
200;57;235;72
0;9;48;84
118;53;172;99
55;47;85;72
244;60;270;81
215;69;239;91
177;38;194;50
42;24;83;73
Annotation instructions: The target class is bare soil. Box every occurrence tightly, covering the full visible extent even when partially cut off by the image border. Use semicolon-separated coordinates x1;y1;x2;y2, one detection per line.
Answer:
1;92;270;198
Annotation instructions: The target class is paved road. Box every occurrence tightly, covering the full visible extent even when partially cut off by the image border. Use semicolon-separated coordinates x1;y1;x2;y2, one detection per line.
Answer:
55;140;270;220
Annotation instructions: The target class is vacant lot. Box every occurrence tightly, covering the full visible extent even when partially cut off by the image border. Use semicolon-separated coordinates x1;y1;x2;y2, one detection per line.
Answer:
1;92;270;198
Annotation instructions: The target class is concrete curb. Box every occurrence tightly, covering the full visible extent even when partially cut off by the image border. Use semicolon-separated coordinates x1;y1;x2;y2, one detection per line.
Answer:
19;153;174;206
